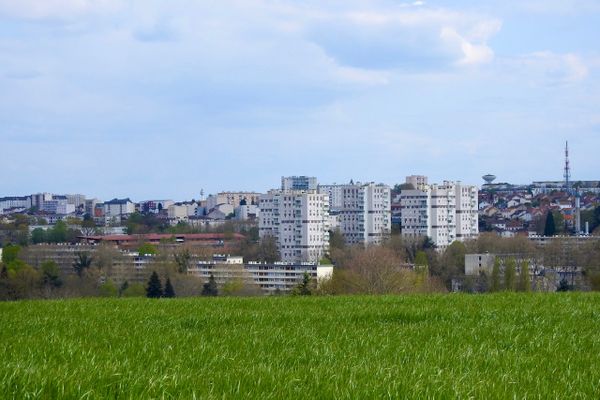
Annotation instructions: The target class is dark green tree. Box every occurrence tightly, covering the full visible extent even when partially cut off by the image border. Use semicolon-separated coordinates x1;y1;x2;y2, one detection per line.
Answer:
422;236;435;250
41;260;62;289
201;273;218;296
1;244;21;264
73;252;93;277
329;229;346;251
557;278;572;292
544;211;556;236
49;220;68;243
146;271;163;298
119;280;129;296
164;278;175;298
292;271;312;296
31;228;47;244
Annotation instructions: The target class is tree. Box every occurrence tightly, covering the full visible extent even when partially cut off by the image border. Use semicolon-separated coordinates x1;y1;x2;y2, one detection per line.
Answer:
146;271;163;298
121;283;146;297
256;236;279;263
0;262;40;300
434;241;466;290
329;229;346;252
201;273;218;296
292;271;312;295
414;251;429;268
31;228;47;244
414;250;430;289
490;257;501;292
99;280;118;297
1;244;21;264
504;258;516;291
544;211;556;236
41;260;62;289
73;252;93;277
119;280;129;296
320;246;444;295
138;242;157;256
557;278;571;292
422;236;435;250
164;277;175;298
81;215;97;236
49;220;68;243
174;249;191;273
518;260;531;292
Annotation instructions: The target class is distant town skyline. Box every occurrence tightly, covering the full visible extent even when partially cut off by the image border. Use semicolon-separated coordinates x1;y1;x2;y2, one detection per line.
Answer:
1;1;599;200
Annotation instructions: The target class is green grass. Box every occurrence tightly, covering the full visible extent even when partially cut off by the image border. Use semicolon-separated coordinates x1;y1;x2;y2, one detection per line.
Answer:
1;294;600;399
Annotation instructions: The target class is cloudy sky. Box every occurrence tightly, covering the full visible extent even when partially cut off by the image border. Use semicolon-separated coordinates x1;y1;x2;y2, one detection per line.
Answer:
1;0;599;200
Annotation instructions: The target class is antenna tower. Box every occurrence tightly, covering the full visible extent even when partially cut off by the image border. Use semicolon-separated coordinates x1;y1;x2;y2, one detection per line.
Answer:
564;141;571;194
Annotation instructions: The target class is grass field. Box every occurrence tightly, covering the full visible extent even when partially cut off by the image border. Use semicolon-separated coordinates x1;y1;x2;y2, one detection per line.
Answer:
1;294;600;399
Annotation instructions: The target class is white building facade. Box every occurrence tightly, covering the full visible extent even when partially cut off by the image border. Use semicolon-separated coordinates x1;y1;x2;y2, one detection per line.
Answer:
103;198;135;219
400;177;478;249
41;199;76;215
259;189;329;263
187;255;333;294
320;182;391;245
0;196;32;214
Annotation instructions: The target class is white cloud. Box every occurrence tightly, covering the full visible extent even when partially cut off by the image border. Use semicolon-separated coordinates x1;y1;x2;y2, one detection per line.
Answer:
440;27;495;66
505;52;590;86
306;6;501;70
0;0;121;20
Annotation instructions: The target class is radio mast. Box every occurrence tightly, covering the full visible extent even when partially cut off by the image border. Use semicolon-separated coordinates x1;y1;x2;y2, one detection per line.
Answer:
564;141;571;195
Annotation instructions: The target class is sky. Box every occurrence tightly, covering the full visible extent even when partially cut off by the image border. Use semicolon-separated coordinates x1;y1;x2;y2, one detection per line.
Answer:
1;0;599;201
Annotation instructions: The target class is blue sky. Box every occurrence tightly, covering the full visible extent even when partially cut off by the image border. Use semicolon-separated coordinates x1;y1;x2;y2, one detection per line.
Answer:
1;0;599;201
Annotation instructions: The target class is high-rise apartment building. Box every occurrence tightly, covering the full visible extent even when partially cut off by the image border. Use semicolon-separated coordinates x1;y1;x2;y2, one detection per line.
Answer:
455;184;479;241
400;177;478;249
320;182;391;245
259;189;329;263
281;176;317;191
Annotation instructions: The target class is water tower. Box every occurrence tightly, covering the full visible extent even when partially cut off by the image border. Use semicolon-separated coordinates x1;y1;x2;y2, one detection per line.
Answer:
482;174;496;185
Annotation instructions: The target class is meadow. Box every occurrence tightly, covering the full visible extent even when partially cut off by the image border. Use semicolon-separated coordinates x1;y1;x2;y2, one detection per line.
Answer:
1;294;600;399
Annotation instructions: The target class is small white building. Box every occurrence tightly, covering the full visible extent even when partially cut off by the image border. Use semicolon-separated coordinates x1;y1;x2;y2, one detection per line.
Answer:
235;204;259;221
168;203;198;222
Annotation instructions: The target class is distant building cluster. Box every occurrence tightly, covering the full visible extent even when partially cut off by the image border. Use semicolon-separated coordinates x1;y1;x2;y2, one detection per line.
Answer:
396;176;479;250
1;174;482;262
478;180;600;237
